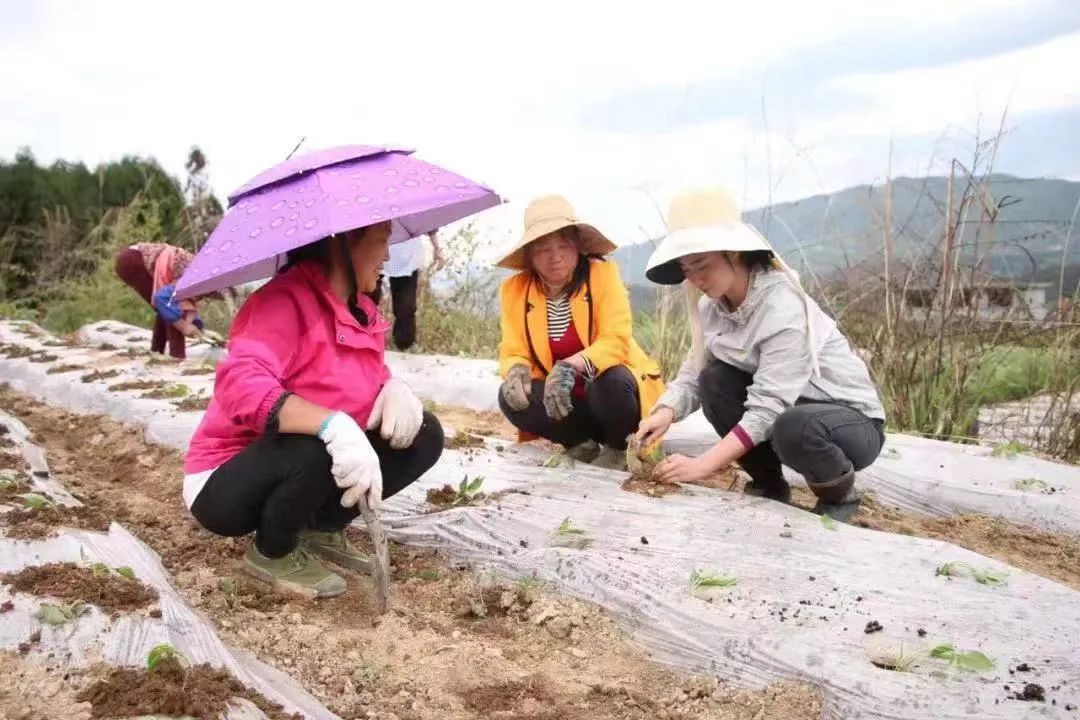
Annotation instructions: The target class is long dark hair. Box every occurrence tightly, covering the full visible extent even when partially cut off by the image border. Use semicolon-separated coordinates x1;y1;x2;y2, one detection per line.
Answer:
740;250;775;273
278;232;369;325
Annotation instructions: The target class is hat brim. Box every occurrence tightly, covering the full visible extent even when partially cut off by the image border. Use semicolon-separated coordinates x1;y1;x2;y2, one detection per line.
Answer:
645;222;771;285
496;220;616;270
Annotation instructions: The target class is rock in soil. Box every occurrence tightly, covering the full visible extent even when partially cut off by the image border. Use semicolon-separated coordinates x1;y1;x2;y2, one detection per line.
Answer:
75;657;301;720
1;562;158;615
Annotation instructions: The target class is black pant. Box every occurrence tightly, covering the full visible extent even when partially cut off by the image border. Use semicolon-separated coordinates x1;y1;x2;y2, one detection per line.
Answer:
366;271;419;350
498;365;640;450
699;361;884;486
190;413;444;558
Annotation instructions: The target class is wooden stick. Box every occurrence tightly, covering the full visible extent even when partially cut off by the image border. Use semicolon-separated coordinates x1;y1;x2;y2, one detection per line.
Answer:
358;503;390;614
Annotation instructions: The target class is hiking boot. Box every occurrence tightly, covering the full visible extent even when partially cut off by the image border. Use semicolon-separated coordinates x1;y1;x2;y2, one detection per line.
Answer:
808;468;861;523
564;440;601;464
243;544;346;598
742;474;792;503
590;446;629;472
299;528;373;575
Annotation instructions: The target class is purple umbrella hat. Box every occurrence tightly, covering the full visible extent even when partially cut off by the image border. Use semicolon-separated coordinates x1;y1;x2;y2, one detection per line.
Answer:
175;145;502;299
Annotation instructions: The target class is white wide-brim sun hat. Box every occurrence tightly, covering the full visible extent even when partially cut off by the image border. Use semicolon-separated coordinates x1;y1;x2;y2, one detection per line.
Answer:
645;187;775;284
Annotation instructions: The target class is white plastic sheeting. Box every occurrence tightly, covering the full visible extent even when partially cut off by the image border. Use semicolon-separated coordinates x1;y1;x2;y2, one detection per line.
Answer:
0;412;339;720
4;319;1080;718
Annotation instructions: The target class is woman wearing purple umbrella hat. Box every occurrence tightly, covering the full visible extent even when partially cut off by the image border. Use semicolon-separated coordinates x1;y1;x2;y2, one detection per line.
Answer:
178;146;501;597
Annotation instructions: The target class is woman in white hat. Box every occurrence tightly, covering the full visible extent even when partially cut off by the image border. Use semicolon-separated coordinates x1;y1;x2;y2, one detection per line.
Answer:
496;195;665;469
635;188;885;520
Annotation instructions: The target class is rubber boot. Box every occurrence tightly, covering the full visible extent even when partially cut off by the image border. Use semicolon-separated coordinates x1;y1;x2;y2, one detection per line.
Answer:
564;439;601;464
299;528;373;575
741;471;792;503
243;543;346;599
590;446;629;472
808;468;861;523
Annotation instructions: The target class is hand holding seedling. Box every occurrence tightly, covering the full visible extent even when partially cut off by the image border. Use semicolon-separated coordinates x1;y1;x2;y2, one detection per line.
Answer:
653;453;714;484
635;407;674;449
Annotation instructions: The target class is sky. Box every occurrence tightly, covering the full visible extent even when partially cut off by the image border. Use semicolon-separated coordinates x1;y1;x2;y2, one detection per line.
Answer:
2;0;1079;261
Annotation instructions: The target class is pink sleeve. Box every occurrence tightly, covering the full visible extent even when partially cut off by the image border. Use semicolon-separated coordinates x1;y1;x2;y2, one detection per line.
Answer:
212;289;299;432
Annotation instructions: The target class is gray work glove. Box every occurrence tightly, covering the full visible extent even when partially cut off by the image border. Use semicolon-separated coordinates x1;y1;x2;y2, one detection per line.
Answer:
500;364;532;412
543;360;577;421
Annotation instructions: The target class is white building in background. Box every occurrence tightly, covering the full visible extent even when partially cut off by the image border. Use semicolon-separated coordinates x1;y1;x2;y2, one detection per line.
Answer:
903;280;1052;322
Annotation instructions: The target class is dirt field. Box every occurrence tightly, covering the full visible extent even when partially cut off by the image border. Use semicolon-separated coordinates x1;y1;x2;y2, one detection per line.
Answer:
0;387;822;720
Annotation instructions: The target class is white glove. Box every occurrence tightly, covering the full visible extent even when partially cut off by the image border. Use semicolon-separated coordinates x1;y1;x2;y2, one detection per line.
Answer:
318;412;383;510
366;378;423;450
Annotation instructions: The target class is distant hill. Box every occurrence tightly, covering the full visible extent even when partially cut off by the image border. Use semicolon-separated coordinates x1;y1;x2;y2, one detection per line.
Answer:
613;175;1080;298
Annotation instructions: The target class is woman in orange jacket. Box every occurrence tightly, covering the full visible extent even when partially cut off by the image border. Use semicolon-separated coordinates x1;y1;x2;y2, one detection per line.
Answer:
496;195;664;469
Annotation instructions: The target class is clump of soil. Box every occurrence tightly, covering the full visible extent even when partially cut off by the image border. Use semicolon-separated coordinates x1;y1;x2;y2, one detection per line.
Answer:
142;385;188;400
444;430;485;450
97;342;118;351
45;363;84;375
1013;683;1046;702
75;657;300;720
864;620;884;634
109;380;162;393
0;344;37;359
81;369;121;384
26;353;58;363
174;395;211;412
621;473;683;498
426;484;459;506
147;356;180;367
459;675;557;714
0;451;24;473
0;503;114;540
1;562;158;615
180;366;216;376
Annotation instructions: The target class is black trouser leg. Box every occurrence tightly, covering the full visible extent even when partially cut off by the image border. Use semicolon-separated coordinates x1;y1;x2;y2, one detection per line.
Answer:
584;366;641;450
190;413;444;557
698;361;787;491
498;379;595;448
771;404;884;484
388;271;419;350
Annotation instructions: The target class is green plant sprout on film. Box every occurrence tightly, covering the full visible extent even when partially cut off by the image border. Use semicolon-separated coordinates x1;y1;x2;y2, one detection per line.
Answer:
18;493;57;512
872;641;925;673
689;570;738;597
542;452;566;468
935;562;1007;586
453;475;485;505
553;517;585;536
86;557;137;581
1014;478;1049;492
992;441;1026;459
146;643;187;672
36;602;89;626
929;644;995;672
819;515;839;531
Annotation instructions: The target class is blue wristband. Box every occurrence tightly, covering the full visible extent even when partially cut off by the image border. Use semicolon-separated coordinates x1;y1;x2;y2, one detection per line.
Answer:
317;413;338;440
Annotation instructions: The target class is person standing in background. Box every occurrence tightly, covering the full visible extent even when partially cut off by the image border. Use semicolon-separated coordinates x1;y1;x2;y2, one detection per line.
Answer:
366;229;444;350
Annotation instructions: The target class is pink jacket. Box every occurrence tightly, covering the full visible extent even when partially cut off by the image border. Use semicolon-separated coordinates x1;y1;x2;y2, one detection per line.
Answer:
183;262;390;473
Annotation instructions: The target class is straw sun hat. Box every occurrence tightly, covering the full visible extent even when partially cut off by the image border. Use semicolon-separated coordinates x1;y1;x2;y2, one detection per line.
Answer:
496;195;616;270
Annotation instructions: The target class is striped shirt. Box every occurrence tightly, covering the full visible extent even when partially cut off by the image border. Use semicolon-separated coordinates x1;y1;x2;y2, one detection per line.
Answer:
546;296;596;378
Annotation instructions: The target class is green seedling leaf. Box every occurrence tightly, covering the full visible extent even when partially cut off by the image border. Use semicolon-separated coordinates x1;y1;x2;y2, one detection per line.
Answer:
819;515;838;531
36;602;89;626
89;562;110;577
970;568;1008;587
929;643;994;671
0;473;20;492
690;569;738;597
936;562;1006;587
115;566;136;581
1014;478;1049;492
992;441;1026;458
146;643;185;672
930;643;955;659
18;493;57;512
935;562;969;578
452;475;485;505
554;517;585;536
542;452;565;468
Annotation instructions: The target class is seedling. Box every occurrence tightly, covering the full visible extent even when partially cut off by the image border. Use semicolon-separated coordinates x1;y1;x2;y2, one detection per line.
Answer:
89;562;110;577
689;570;738;598
1014;478;1049;492
929;644;995;672
871;641;926;672
0;474;20;493
935;562;1007;587
553;517;585;536
992;441;1026;459
452;475;485;506
18;493;57;512
36;602;89;626
819;515;838;531
87;561;136;581
146;643;187;672
115;566;136;581
542;452;566;468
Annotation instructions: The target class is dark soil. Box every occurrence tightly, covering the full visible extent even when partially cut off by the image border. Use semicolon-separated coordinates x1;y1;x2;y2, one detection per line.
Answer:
0;344;37;359
0;503;114;540
174;395;211;412
75;657;301;720
621;471;683;498
181;366;216;376
45;364;84;375
0;452;24;472
1;562;158;615
109;380;161;392
426;484;458;506
1;600;13;613
864;620;884;634
26;353;58;363
82;369;121;383
97;342;118;351
445;431;485;450
460;676;558;715
142;386;186;400
1014;683;1046;702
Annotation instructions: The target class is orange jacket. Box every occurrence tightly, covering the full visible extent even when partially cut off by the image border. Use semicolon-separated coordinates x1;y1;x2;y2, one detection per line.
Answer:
498;258;665;422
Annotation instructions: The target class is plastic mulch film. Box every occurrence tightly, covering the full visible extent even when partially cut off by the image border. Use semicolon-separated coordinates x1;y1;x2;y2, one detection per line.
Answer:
0;412;339;720
666;412;1080;536
378;449;1080;719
